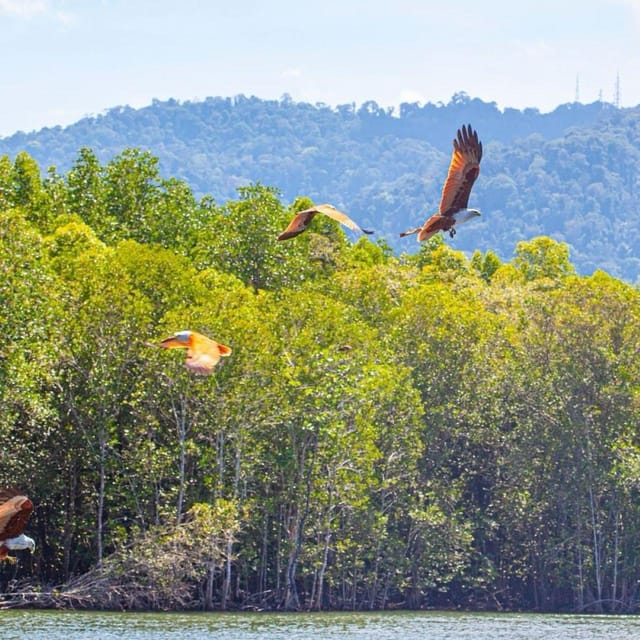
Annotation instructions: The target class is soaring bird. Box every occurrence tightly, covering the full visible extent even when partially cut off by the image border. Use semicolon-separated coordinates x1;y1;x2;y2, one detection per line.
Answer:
0;488;35;564
277;204;374;241
150;330;232;375
400;124;483;242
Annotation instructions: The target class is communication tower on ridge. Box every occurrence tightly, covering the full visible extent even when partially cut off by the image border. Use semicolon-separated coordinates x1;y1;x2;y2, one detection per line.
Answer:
614;71;620;108
574;74;580;103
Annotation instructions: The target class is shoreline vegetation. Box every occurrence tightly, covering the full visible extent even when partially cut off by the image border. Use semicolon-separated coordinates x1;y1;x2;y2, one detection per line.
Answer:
0;147;639;614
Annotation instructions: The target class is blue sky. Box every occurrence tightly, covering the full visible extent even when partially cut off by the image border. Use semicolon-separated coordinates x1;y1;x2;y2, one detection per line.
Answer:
1;0;639;136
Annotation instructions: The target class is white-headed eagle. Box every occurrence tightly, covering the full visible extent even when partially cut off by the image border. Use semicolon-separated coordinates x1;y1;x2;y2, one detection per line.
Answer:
148;330;232;375
0;488;35;564
277;204;374;241
400;124;483;242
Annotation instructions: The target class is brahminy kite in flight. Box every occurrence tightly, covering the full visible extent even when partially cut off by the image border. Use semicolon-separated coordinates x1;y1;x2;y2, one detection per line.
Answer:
0;488;35;563
400;124;483;242
277;204;374;241
149;330;232;375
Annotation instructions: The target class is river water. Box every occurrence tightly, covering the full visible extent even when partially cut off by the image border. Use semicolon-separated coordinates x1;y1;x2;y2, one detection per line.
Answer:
3;609;640;639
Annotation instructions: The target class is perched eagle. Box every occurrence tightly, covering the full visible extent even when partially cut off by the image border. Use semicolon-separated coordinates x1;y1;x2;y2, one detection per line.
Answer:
0;488;35;564
400;124;483;242
277;204;374;241
149;330;232;375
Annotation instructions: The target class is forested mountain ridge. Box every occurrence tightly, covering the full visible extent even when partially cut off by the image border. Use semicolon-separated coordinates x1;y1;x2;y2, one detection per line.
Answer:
1;93;639;282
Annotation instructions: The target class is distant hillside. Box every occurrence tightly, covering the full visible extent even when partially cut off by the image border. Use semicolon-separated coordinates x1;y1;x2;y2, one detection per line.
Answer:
1;93;639;282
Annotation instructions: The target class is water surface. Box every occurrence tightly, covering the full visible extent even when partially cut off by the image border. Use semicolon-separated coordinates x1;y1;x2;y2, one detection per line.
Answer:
3;609;640;639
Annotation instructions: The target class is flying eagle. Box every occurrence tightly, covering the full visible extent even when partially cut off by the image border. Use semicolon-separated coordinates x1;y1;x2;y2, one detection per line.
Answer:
277;204;374;241
148;330;232;375
0;488;35;564
400;124;483;242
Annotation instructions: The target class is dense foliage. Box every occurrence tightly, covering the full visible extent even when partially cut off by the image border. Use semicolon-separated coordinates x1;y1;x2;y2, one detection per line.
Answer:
0;149;639;613
1;94;639;282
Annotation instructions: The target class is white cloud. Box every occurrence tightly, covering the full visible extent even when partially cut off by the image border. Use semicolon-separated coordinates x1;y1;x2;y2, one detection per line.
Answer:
0;0;75;24
281;67;302;80
53;9;76;26
516;39;555;60
613;0;640;9
609;0;640;25
0;0;49;18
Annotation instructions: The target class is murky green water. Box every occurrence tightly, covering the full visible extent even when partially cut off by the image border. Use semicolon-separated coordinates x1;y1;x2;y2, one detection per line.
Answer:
3;609;640;639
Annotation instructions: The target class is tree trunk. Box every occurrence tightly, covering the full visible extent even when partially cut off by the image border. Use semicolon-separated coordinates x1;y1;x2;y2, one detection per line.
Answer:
96;429;106;567
172;395;187;524
62;458;77;581
284;433;317;610
313;527;332;610
284;513;303;610
222;536;233;609
204;560;216;610
589;485;603;611
259;514;269;601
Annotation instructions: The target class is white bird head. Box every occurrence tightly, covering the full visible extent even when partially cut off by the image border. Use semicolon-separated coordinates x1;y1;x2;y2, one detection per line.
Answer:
452;208;482;225
6;533;35;552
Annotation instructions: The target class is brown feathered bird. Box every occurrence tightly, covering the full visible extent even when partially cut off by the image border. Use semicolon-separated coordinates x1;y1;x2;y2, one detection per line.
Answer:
277;204;374;240
149;330;232;375
400;124;483;242
0;488;35;563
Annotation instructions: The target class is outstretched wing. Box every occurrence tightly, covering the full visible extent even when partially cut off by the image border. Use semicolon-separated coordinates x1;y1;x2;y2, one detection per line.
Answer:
277;210;317;240
277;204;373;240
0;489;33;541
312;204;374;235
438;124;482;217
186;332;232;375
